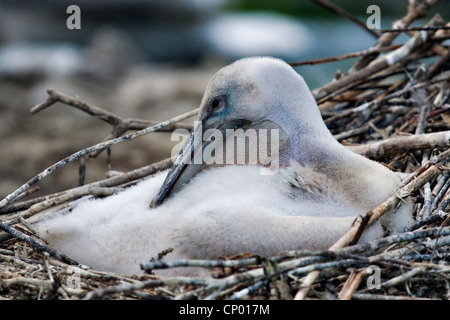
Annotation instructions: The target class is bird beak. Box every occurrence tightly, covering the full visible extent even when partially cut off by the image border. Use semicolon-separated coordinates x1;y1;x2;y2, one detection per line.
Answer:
150;118;250;208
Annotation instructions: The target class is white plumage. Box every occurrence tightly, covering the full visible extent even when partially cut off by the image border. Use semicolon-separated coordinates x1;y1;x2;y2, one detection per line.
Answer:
33;57;414;276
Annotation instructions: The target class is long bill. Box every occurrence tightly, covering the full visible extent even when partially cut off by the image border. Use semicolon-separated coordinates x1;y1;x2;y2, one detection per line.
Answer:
150;119;250;208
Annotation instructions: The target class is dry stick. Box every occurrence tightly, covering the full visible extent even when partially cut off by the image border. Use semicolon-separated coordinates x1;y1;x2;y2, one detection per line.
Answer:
31;88;125;125
0;220;79;265
319;57;447;114
431;171;450;211
418;156;433;221
313;14;443;102
334;115;384;141
379;267;426;289
138;151;447;299
433;188;450;214
337;268;366;300
293;164;441;300
290;45;401;67
350;0;443;71
342;226;450;257
415;90;433;220
318;66;407;111
387;8;439;46
310;0;379;38
379;26;450;33
31;88;193;162
352;293;435;300
12;187;40;203
5;187;123;223
140;257;259;272
85;227;450;300
115;226;450;275
322;73;429;117
432;185;450;215
226;279;269;300
0;157;172;215
293;216;367;300
206;255;330;299
375;0;442;47
367;165;441;227
31;88;194;132
0;108;199;210
83;277;209;300
227;259;362;300
404;148;450;187
421;46;450;81
346;131;450;160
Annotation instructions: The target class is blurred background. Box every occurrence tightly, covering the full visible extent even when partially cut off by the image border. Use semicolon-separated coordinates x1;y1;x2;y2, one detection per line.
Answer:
0;0;449;198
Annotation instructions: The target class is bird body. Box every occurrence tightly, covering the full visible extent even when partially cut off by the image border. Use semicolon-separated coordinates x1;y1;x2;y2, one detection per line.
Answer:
33;57;413;275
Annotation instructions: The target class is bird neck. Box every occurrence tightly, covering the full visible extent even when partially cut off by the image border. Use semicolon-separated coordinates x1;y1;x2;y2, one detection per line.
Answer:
281;113;380;179
283;116;402;210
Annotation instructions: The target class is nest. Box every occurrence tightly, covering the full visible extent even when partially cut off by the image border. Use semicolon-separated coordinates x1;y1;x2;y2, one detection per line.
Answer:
1;1;450;300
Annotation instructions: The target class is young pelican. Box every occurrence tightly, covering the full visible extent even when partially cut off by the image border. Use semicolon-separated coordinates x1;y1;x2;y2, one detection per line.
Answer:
34;57;413;275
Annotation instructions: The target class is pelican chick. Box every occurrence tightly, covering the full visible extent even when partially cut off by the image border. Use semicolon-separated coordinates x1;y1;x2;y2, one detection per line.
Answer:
33;57;413;276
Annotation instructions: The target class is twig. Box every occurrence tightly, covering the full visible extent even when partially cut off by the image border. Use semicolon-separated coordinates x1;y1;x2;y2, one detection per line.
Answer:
431;171;450;211
337;268;366;300
347;226;450;256
380;266;425;288
5;186;124;223
227;279;269;300
350;0;443;70
293;214;369;300
42;252;55;283
313;14;443;101
83;277;209;300
31;88;193;133
12;187;41;203
2;1;449;300
352;293;436;300
0;109;198;210
334;115;384;141
368;165;440;227
293;163;441;300
29;88;193;179
421;45;450;81
290;45;401;67
347;131;450;159
310;0;379;38
320;72;433;113
0;221;79;265
141;257;259;272
0;157;172;215
379;26;450;33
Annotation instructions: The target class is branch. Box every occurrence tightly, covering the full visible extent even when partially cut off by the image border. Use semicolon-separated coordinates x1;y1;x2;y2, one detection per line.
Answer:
350;0;443;71
83;277;209;300
31;88;193;160
0;220;80;265
1;157;172;216
0;109;198;210
313;14;444;101
379;25;450;33
347;131;450;159
289;44;401;67
140;257;259;273
310;0;379;38
31;88;194;132
293;160;443;300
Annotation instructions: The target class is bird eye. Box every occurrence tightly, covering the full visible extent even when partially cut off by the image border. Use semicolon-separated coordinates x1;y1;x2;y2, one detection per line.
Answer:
210;97;224;111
